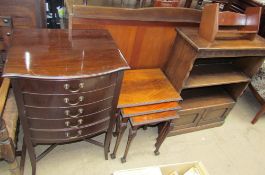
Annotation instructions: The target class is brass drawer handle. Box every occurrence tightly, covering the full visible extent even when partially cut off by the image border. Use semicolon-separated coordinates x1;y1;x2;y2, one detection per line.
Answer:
64;83;84;93
65;119;83;128
3;19;9;23
64;96;84;106
64;108;84;118
65;130;82;139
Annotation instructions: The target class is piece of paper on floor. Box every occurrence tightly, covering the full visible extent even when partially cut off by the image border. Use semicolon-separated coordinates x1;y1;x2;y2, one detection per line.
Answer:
113;166;162;175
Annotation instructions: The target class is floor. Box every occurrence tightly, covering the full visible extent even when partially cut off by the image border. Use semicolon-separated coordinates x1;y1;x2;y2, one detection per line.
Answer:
0;88;265;175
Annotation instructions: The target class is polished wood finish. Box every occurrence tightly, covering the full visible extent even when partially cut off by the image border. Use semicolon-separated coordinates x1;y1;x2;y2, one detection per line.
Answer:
153;0;180;7
199;3;261;42
65;2;202;68
4;29;129;79
164;26;265;135
224;0;265;37
131;110;178;124
111;69;181;162
122;102;181;117
3;29;129;175
0;0;46;28
118;69;182;108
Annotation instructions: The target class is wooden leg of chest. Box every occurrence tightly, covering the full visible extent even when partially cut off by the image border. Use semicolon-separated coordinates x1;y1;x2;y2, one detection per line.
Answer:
0;121;19;175
110;117;128;159
154;120;173;156
251;103;265;124
121;126;138;163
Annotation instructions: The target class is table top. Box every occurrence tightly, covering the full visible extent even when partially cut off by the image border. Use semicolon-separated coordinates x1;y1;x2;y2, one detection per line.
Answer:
122;101;181;117
118;69;182;108
3;29;130;79
130;110;179;126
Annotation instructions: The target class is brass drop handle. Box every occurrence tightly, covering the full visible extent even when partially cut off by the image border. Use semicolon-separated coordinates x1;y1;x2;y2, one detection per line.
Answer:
64;96;84;106
65;119;83;128
65;130;82;139
64;108;84;118
3;19;9;23
64;83;84;93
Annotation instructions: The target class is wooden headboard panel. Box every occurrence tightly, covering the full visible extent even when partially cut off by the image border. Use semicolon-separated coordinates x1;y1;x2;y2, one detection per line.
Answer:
66;4;202;68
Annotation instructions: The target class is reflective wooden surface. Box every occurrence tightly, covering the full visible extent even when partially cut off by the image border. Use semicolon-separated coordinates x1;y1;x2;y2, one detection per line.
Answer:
118;69;182;108
3;29;130;79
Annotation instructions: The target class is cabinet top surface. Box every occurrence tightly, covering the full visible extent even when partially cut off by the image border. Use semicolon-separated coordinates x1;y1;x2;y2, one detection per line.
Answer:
3;29;130;79
177;27;265;51
118;69;182;108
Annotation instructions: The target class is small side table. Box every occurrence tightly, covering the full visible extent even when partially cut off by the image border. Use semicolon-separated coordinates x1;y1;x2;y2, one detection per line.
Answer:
110;69;182;163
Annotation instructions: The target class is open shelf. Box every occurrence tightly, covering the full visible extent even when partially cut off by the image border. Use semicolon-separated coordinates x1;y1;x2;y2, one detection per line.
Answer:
184;63;250;89
180;86;235;111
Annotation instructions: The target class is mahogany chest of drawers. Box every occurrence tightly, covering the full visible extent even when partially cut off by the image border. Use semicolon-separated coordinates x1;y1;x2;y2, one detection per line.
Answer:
3;29;129;175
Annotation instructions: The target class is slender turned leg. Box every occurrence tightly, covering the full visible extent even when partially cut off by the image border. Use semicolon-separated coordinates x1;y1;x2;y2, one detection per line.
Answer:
20;139;27;175
113;113;121;137
0;119;20;175
155;122;168;144
110;117;128;159
121;126;138;163
26;142;36;175
154;120;173;156
143;125;148;130
251;103;265;124
104;115;117;160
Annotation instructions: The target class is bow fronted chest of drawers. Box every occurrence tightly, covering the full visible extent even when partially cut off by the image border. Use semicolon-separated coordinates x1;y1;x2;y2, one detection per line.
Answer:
2;29;129;175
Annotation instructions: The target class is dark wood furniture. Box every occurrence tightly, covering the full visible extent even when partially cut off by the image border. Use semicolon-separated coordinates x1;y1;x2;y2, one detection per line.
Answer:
110;69;181;162
0;0;46;28
0;78;19;175
64;1;202;69
220;0;265;37
0;16;13;81
2;29;129;175
249;62;265;124
164;5;265;135
199;3;261;42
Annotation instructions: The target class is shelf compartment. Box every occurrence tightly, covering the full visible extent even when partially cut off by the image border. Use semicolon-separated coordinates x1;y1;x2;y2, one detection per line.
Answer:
184;63;251;89
180;86;235;112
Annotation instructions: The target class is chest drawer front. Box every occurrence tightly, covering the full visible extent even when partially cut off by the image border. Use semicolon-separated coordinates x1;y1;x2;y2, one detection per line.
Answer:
25;97;113;119
17;73;117;94
30;119;110;143
23;85;115;107
28;108;111;130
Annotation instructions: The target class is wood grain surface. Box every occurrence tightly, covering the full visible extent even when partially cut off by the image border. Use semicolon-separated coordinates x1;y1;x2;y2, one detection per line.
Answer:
3;29;130;79
118;69;182;108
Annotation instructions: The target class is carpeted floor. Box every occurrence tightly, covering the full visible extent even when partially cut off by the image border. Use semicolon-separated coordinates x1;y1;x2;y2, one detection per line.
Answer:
0;88;265;175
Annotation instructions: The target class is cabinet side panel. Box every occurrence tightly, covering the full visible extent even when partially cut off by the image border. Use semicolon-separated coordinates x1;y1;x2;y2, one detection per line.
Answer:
164;35;197;92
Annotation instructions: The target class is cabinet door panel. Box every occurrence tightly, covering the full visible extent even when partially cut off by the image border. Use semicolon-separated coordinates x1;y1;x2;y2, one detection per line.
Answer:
198;104;234;125
172;109;204;130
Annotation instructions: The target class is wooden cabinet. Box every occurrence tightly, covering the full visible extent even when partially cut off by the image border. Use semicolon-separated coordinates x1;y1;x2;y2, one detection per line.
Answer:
0;0;46;28
2;29;129;175
165;27;265;136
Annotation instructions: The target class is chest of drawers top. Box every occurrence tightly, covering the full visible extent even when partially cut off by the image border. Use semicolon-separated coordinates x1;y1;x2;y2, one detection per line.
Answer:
2;29;130;79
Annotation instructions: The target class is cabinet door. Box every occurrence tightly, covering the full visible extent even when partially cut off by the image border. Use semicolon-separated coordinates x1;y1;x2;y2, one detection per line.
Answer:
172;108;204;130
198;104;234;126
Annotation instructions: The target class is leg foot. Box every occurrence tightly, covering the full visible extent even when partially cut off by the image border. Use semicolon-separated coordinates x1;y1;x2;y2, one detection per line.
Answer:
110;153;116;159
121;157;126;163
154;150;160;156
